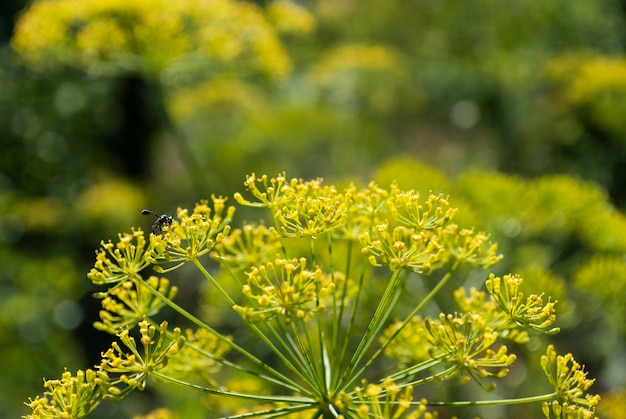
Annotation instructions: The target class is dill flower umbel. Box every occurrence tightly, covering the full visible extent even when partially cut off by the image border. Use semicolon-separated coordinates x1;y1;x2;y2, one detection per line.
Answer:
541;345;600;418
24;172;601;418
24;369;108;419
146;197;234;272
100;320;184;399
88;228;150;286
233;258;333;323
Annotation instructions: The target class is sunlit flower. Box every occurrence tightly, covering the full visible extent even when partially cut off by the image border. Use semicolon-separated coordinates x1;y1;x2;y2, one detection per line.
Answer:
99;320;184;399
265;1;316;36
147;197;234;272
88;229;150;286
338;378;430;419
422;313;516;388
24;369;108;419
440;225;503;268
360;223;446;273
541;345;600;416
274;184;350;238
94;276;178;334
485;274;560;335
213;223;283;272
233;258;332;323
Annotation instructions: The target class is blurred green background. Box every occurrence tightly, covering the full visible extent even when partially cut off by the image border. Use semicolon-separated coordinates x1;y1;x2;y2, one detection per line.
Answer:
2;0;626;417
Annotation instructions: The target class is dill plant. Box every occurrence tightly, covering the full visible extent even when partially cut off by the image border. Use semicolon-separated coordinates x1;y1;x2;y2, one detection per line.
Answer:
24;173;600;418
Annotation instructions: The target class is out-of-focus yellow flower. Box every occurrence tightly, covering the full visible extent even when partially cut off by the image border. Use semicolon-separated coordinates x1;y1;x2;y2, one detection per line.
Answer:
132;408;180;419
309;43;413;113
265;1;316;36
12;0;292;80
546;53;626;104
310;44;405;83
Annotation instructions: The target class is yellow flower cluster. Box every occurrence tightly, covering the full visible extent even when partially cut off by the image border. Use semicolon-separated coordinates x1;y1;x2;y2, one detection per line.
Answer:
384;271;561;387
360;223;446;273
214;223;283;272
233;258;337;323
361;191;500;272
335;378;431;419
100;320;184;399
423;313;516;388
485;273;560;334
12;0;293;79
541;345;600;418
88;229;150;286
237;173;501;274
147;198;235;272
24;171;603;418
24;369;107;419
94;276;178;334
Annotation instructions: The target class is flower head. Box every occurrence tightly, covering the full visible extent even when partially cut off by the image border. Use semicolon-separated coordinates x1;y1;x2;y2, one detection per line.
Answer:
147;197;234;272
422;312;516;388
94;276;178;334
233;258;333;323
12;0;292;80
486;274;560;335
440;225;503;268
338;378;430;419
541;345;600;416
213;223;283;272
24;369;108;419
99;320;184;399
360;223;446;273
88;228;150;286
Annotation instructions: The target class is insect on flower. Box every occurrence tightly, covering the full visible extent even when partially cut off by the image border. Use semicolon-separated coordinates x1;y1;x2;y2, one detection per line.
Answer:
141;209;173;235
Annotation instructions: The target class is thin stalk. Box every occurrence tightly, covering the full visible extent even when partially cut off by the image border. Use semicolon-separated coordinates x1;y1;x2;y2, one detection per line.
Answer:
310;236;329;395
387;358;444;383
134;275;306;395
330;237;347;369
341;263;458;391
423;392;559;407
151;371;312;404
339;268;407;390
333;253;368;389
288;317;325;393
192;258;315;391
146;318;296;390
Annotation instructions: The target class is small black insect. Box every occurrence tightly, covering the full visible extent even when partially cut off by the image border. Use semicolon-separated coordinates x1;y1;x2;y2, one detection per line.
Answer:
141;209;173;235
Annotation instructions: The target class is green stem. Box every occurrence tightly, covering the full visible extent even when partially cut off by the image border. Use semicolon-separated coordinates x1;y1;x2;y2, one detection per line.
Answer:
333;253;367;389
151;371;313;405
192;257;317;392
340;263;458;392
423;392;559;407
339;267;407;391
134;275;305;395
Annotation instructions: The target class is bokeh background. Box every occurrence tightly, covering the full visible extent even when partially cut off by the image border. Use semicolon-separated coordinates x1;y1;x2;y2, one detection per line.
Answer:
2;0;626;417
